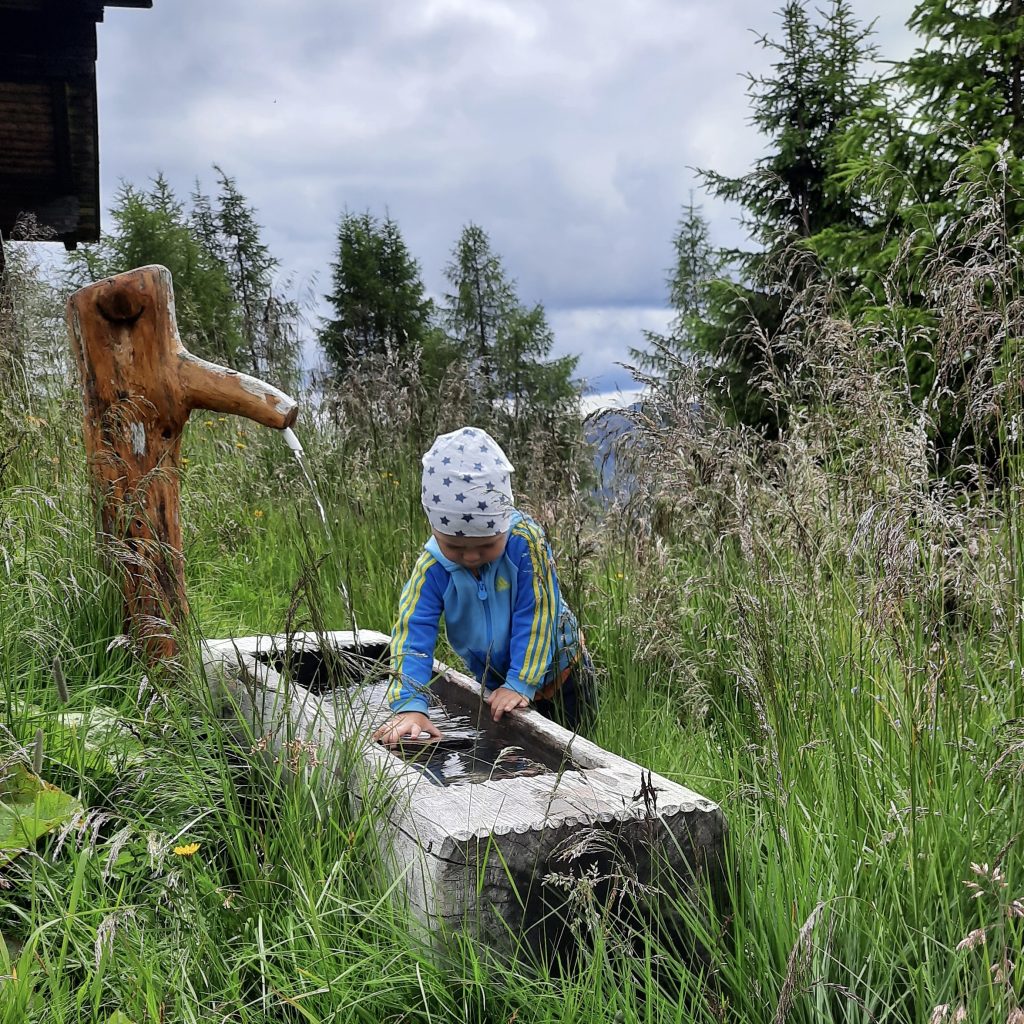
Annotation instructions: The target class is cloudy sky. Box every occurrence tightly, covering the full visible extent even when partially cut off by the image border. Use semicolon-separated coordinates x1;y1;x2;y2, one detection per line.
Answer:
95;0;917;396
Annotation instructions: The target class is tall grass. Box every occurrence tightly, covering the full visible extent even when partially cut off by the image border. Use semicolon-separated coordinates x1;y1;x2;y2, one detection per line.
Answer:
1;163;1023;1022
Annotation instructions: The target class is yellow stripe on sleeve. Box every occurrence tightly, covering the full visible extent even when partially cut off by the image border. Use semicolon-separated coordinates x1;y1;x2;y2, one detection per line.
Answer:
388;551;437;705
512;522;555;684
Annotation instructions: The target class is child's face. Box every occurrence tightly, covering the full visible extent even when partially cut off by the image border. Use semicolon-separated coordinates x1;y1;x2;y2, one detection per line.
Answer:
433;530;509;571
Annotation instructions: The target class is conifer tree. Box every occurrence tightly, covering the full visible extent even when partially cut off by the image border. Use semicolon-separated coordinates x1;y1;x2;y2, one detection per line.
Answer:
191;168;303;387
319;211;432;376
692;0;880;432
630;198;721;378
905;1;1024;178
443;223;516;405
826;1;1024;467
832;0;1024;289
443;223;578;448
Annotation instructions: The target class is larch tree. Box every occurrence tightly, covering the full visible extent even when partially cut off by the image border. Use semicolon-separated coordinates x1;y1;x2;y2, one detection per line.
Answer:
442;224;578;451
629;197;722;379
192;168;303;388
67;175;242;367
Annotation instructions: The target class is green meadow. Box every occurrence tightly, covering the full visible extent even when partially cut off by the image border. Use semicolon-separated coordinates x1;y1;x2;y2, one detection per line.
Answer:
0;368;1021;1023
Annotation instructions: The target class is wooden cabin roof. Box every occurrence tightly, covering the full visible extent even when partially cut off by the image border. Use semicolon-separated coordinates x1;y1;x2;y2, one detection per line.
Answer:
0;0;153;248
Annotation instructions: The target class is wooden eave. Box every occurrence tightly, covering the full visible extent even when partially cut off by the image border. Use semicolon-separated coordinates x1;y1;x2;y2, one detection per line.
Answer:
0;0;153;248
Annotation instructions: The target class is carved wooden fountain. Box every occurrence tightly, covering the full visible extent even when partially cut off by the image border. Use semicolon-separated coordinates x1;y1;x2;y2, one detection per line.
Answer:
67;264;298;659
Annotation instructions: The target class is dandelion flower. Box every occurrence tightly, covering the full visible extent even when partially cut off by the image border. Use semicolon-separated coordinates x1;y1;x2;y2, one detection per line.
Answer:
204;420;213;427
253;509;264;519
173;842;200;857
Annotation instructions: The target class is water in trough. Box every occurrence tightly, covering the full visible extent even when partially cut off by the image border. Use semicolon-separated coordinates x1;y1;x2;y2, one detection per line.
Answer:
260;644;581;787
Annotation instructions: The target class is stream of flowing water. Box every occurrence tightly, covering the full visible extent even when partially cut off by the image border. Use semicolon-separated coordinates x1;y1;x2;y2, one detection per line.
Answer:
281;427;358;634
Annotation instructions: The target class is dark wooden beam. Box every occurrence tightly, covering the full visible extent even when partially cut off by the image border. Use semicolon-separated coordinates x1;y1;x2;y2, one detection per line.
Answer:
50;80;74;193
0;0;154;244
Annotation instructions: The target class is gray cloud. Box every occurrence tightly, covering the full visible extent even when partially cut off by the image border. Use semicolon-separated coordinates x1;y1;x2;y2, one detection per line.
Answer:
96;0;916;392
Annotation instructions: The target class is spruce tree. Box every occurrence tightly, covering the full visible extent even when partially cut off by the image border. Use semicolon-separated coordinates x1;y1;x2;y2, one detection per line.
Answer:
319;211;432;376
906;1;1024;177
693;0;880;432
830;0;1024;306
828;1;1024;468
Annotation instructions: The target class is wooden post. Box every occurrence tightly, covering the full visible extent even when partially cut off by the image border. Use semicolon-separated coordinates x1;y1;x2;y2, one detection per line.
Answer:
67;264;299;661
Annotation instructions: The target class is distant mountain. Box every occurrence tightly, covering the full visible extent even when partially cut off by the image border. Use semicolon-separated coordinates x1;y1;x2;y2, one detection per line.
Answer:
584;403;641;500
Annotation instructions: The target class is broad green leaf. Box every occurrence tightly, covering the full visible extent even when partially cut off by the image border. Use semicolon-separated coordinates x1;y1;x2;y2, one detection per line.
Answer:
107;1012;137;1024
55;709;145;769
3;701;145;773
0;763;82;865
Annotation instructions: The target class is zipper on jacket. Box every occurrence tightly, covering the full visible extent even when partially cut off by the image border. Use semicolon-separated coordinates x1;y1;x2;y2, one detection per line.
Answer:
477;567;494;672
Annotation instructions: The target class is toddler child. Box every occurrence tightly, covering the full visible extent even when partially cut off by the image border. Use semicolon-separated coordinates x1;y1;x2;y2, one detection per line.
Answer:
373;427;595;746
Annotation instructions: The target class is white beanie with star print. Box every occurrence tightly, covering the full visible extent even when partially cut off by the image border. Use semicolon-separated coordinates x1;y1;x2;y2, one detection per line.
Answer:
420;427;515;537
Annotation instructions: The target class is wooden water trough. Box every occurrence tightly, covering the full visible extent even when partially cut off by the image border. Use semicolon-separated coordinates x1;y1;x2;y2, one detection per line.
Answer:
201;629;727;958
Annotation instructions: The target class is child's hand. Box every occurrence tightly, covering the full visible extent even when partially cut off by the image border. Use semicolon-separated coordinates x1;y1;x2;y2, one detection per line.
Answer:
485;686;529;722
373;712;441;746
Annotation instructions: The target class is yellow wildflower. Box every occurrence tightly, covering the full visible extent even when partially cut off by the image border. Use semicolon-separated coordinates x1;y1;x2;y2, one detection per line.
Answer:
236;442;247;449
173;841;200;857
616;572;624;579
218;417;227;422
253;509;264;519
182;458;190;465
204;420;213;427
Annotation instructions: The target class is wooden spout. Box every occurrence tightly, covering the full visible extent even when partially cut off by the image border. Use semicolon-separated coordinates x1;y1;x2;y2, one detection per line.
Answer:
67;264;299;661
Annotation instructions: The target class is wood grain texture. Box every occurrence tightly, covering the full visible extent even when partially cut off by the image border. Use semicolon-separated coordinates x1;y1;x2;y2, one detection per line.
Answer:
203;630;728;957
68;265;298;660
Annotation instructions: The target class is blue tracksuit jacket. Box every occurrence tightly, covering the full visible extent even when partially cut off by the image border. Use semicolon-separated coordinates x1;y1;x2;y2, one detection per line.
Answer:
388;510;579;713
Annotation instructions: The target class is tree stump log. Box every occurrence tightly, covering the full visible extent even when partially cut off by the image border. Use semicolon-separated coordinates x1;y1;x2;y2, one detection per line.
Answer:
67;264;298;661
